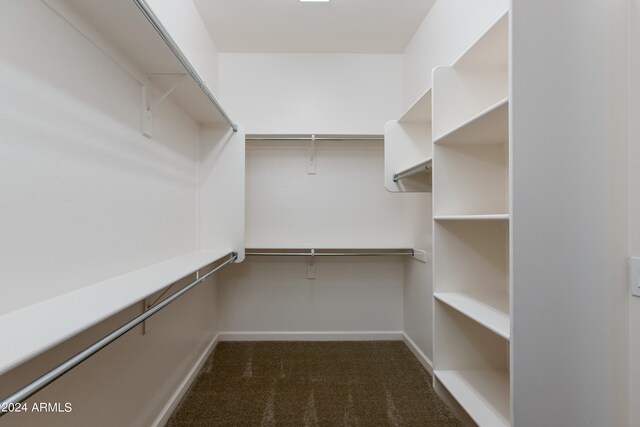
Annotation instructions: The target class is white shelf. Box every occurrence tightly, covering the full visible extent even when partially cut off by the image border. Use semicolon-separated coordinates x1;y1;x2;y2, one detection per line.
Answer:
0;249;231;375
399;87;432;124
434;292;510;339
454;12;509;68
435;370;510;427
435;98;508;146
434;214;509;221
72;0;231;125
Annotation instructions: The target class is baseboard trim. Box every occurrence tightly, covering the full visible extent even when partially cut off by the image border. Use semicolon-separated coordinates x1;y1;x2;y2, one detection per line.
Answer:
218;331;404;341
402;332;434;375
151;333;220;427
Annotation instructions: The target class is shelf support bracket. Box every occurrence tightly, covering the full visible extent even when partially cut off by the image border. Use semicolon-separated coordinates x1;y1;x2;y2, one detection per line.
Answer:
307;249;316;279
308;134;316;174
141;74;188;138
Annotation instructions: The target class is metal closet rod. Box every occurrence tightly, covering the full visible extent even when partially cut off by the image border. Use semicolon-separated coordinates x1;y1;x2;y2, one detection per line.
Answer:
393;160;432;182
246;249;414;257
246;136;384;141
0;253;238;412
132;0;238;132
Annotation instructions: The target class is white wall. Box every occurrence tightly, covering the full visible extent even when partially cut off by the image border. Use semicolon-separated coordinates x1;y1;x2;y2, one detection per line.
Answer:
0;0;198;315
402;0;508;108
511;0;629;425
245;141;417;248
218;140;421;335
218;258;403;334
198;124;246;261
0;2;231;425
629;1;640;424
218;53;403;135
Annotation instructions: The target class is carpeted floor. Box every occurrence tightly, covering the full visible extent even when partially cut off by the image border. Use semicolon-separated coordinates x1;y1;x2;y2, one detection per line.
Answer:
167;341;463;426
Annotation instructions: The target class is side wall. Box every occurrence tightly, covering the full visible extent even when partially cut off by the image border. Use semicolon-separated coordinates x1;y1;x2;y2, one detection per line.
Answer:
0;0;198;314
511;0;629;425
0;1;226;425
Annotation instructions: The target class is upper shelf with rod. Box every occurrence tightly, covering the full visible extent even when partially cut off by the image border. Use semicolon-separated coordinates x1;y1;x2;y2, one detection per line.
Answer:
384;88;433;193
68;0;237;130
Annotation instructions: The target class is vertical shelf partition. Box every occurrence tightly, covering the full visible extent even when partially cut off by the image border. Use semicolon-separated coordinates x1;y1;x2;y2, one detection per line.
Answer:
431;12;511;427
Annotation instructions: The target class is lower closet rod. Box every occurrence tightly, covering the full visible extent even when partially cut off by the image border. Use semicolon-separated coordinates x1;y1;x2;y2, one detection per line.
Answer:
0;252;238;411
246;251;413;257
246;137;384;141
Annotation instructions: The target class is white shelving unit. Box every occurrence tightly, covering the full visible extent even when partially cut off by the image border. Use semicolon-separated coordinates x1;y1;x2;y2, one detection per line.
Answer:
432;12;511;426
384;88;433;192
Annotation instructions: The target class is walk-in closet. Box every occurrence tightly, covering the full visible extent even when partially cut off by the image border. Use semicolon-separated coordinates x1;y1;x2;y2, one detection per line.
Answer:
0;0;634;426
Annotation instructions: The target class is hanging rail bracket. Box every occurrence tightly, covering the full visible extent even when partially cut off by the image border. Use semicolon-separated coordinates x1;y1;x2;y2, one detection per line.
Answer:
141;74;188;138
308;134;316;175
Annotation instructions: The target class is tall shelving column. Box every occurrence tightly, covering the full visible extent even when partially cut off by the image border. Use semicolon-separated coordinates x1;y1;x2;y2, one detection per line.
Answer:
431;13;511;427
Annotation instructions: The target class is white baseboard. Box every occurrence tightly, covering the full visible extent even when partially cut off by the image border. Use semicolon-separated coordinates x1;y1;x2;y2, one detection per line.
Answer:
402;332;434;375
151;333;220;427
218;331;404;341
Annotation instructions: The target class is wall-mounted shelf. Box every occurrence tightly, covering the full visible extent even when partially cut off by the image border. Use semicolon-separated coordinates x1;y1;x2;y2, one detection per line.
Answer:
71;0;236;128
0;250;232;376
384;88;433;192
435;370;510;427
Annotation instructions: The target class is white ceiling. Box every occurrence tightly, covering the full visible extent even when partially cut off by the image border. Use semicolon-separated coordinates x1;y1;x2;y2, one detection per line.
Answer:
192;0;436;54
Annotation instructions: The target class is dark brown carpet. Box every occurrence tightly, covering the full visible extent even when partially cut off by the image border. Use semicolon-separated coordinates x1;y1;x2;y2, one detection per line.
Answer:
167;341;462;426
